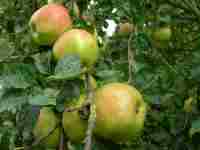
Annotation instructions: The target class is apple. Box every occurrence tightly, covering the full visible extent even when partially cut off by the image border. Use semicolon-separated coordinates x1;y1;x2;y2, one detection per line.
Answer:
29;3;72;46
33;107;60;148
117;22;134;36
53;29;99;66
152;26;172;41
94;83;147;143
62;95;88;143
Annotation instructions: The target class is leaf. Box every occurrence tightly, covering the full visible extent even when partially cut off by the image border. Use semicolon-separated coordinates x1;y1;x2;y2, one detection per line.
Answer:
189;119;200;137
1;64;37;89
0;37;14;60
96;69;124;82
56;80;81;112
48;55;81;81
0;89;28;113
183;97;195;113
29;88;59;106
32;51;52;75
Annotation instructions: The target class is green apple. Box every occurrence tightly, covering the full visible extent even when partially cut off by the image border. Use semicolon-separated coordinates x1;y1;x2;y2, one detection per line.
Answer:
62;95;88;143
53;29;99;66
33;107;60;148
94;83;147;143
152;26;172;41
29;3;72;46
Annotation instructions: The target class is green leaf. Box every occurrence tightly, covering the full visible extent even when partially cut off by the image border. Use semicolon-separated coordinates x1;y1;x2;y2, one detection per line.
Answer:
29;88;59;106
189;119;200;137
96;69;124;82
1;64;37;89
0;90;28;113
48;55;81;81
32;51;52;75
0;37;14;60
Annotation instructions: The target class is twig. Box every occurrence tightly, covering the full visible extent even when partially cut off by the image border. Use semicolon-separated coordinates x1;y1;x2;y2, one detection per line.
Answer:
64;101;90;112
0;55;27;63
83;74;96;150
0;50;45;64
59;128;65;150
32;0;38;12
84;104;96;150
14;147;25;150
128;31;135;84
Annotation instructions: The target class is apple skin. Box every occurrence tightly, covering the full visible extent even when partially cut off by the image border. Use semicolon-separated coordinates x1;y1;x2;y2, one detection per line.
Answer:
62;95;88;143
53;29;99;66
152;26;172;41
94;83;147;143
117;22;134;36
29;4;72;46
33;107;60;148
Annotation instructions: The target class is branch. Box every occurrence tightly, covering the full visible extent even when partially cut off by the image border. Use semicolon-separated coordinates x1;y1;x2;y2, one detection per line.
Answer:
0;50;45;64
59;128;65;150
128;31;135;84
83;74;96;150
64;101;90;112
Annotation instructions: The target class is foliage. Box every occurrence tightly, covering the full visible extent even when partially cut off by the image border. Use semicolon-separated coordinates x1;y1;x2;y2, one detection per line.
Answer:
0;0;200;150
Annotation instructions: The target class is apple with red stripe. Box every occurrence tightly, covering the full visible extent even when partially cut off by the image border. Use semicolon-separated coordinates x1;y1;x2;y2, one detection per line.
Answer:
29;3;72;46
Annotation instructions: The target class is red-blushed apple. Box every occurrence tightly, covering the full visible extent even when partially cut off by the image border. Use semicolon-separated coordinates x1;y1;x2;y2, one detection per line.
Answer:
29;3;72;46
94;83;147;143
53;29;99;66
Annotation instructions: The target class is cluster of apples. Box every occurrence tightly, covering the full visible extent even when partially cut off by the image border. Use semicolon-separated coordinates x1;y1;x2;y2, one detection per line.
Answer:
29;2;147;149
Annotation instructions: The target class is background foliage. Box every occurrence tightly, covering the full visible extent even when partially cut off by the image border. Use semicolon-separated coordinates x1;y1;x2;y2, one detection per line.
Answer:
1;0;200;149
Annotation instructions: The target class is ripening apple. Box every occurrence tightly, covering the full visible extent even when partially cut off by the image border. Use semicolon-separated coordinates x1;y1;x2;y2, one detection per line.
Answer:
29;3;72;46
53;29;99;66
33;107;60;148
152;26;172;41
117;22;134;36
62;95;88;143
94;83;147;143
151;26;172;48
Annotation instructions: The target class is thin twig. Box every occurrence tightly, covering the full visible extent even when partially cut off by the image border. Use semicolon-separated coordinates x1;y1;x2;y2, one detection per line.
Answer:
128;31;135;84
14;147;25;150
59;128;65;150
0;50;45;64
64;101;90;112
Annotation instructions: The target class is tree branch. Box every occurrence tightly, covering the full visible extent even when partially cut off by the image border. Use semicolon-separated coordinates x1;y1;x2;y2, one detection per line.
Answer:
83;74;96;150
128;31;134;84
